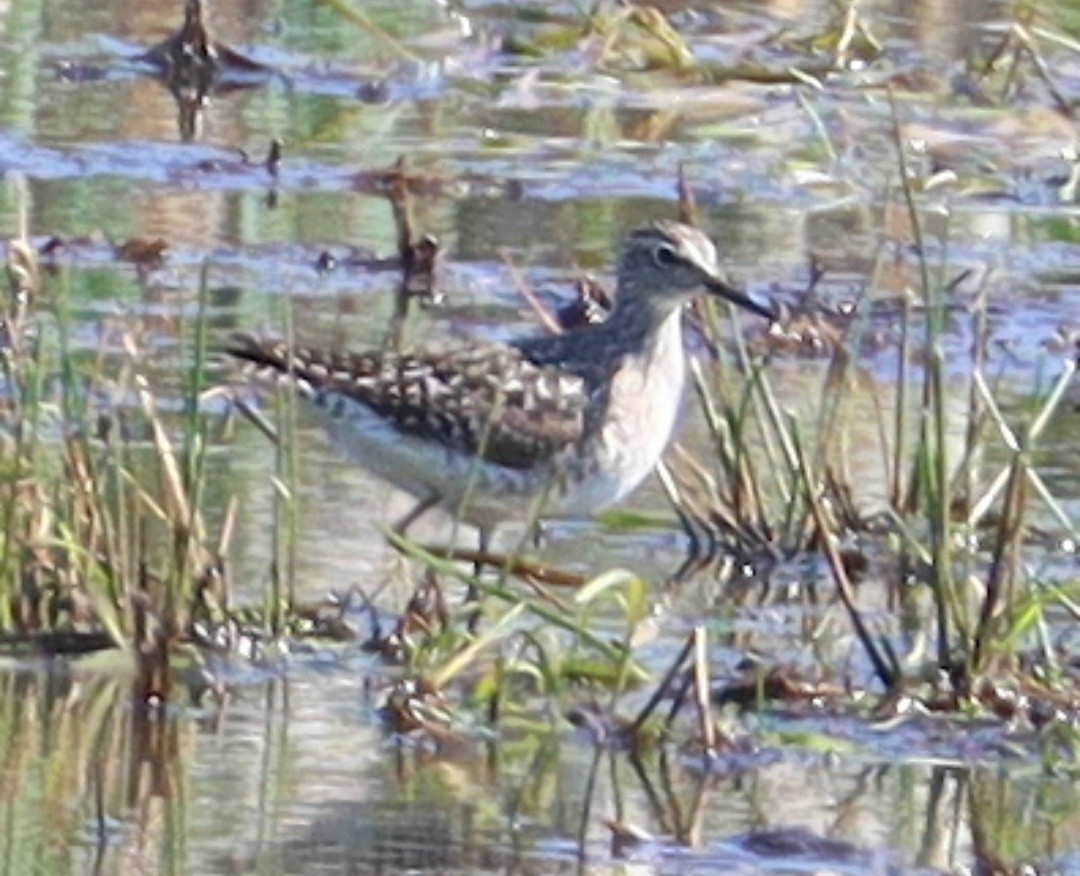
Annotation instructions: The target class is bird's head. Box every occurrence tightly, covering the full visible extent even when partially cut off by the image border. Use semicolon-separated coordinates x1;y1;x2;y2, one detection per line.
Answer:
616;221;776;323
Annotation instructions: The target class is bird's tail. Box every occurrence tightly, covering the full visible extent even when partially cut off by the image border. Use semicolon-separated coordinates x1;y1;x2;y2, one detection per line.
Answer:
223;333;324;399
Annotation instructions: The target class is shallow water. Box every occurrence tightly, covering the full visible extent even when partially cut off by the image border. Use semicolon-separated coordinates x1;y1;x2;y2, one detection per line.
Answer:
1;0;1079;873
9;658;1080;875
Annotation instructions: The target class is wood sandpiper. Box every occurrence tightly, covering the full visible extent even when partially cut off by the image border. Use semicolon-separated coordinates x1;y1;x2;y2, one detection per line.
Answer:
227;221;775;549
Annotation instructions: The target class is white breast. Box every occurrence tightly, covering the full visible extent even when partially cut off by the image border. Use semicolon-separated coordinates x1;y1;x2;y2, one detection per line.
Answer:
548;312;687;516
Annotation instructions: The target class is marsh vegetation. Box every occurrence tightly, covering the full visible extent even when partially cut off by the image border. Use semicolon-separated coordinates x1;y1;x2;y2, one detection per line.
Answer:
0;0;1078;873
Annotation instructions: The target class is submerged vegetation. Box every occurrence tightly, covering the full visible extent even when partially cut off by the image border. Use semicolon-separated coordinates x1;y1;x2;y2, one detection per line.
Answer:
1;0;1079;872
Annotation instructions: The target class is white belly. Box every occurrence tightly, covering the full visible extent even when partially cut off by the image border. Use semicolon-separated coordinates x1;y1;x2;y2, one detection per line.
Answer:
314;397;542;528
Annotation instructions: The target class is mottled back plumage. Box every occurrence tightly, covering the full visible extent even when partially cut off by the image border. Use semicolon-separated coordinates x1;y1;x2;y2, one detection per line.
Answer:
226;335;598;470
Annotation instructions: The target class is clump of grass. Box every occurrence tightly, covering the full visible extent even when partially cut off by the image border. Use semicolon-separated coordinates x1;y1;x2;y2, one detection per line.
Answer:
671;94;1078;711
367;532;655;744
0;205;257;703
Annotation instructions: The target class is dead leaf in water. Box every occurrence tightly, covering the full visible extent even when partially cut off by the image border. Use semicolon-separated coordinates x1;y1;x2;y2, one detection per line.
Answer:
115;237;169;267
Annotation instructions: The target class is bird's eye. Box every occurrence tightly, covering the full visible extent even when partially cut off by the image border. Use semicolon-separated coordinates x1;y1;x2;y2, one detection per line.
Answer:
653;242;679;267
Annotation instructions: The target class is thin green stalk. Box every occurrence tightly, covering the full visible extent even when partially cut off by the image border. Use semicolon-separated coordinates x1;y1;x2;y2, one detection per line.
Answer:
892;286;912;510
177;260;214;605
313;0;421;62
889;87;958;670
269;308;298;635
928;348;954;665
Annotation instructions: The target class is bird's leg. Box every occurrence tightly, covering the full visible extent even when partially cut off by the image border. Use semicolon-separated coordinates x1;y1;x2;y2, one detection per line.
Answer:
384;495;442;599
390;495;487;632
391;494;442;538
530;520;546;550
474;526;492;574
464;526;491;634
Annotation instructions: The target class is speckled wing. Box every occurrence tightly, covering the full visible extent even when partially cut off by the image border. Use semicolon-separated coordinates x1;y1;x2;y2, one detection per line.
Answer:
226;334;591;470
